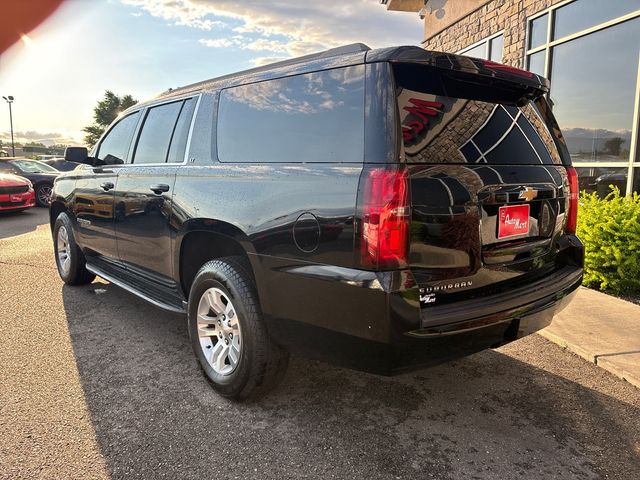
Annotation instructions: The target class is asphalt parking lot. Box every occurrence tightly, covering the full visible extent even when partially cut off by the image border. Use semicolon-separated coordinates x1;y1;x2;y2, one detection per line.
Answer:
1;208;639;480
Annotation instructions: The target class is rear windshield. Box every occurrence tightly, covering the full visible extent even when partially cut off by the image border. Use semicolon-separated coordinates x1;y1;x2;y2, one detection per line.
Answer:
393;64;566;165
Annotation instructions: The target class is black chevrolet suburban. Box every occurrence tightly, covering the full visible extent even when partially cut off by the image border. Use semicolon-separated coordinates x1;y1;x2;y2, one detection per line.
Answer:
50;44;583;399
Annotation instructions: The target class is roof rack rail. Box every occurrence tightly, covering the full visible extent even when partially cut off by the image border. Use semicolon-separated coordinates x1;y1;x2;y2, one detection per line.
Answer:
160;43;371;96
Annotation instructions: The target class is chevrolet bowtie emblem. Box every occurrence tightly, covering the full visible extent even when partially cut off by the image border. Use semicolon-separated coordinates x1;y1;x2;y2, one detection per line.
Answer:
518;186;538;202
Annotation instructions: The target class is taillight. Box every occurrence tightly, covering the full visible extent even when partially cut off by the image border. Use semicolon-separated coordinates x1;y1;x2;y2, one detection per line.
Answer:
481;60;535;78
358;166;410;270
566;166;579;233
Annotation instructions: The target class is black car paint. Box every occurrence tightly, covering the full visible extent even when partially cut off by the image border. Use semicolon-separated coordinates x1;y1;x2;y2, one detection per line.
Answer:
42;159;81;172
49;46;583;374
0;160;59;188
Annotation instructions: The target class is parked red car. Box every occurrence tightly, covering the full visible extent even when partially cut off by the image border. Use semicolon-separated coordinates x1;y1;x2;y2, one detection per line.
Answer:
0;173;36;213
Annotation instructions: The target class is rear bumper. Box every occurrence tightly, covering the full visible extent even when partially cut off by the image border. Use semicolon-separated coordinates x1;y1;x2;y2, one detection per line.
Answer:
258;255;582;375
413;265;582;337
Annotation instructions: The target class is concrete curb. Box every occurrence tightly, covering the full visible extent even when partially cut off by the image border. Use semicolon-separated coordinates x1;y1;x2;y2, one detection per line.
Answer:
537;329;596;363
538;287;640;389
538;330;640;389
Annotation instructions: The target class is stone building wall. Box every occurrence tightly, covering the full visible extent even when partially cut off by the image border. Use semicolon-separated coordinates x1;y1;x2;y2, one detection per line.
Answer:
422;0;564;68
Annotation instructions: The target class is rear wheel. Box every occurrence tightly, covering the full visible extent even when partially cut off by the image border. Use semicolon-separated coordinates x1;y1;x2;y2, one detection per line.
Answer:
53;212;96;285
187;257;289;400
35;183;52;207
36;183;52;207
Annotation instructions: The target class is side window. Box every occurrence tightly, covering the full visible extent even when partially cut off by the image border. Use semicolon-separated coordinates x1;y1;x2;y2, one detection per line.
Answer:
96;111;141;164
0;162;17;173
167;98;196;164
217;65;365;163
133;101;183;165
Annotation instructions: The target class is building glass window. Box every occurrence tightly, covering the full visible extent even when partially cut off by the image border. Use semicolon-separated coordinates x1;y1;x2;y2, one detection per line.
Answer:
527;50;546;76
489;35;504;62
553;0;640;41
528;13;548;49
459;33;504;62
525;0;640;194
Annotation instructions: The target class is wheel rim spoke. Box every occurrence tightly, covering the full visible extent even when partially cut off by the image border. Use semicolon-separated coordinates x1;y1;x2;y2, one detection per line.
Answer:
213;344;229;372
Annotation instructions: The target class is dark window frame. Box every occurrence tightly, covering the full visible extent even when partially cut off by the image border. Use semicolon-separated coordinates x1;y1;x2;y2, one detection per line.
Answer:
129;95;200;166
131;99;183;166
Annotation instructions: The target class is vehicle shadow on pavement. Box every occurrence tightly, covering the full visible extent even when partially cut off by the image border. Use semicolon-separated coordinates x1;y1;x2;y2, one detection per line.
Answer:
61;282;640;480
0;208;48;240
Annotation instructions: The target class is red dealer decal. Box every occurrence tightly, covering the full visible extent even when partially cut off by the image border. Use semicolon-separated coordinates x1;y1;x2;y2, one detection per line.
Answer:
401;98;444;143
498;204;530;239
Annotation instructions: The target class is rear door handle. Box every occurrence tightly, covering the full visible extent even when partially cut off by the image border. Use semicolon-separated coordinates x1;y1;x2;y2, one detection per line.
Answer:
150;184;170;194
100;182;114;191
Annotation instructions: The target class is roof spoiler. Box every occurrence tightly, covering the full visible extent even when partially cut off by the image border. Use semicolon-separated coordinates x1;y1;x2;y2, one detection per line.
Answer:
366;46;549;99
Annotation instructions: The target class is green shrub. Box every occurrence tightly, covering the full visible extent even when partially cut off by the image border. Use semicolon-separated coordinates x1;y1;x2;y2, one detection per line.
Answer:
577;187;640;294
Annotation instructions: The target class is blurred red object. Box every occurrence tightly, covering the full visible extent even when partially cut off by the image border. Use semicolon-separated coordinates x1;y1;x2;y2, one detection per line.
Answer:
0;0;64;53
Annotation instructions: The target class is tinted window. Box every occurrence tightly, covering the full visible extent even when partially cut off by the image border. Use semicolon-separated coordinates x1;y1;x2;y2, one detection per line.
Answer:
97;112;141;164
167;98;196;164
217;65;365;163
133;101;183;164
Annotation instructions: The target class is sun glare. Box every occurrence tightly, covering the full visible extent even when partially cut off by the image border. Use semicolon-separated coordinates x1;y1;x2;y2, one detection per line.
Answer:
20;34;34;47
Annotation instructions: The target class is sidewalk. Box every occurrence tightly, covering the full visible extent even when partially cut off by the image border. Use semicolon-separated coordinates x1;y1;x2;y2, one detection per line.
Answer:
539;286;640;388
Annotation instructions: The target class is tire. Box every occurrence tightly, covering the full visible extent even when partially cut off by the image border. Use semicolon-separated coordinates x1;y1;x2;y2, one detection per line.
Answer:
187;256;289;400
35;183;53;207
53;212;96;285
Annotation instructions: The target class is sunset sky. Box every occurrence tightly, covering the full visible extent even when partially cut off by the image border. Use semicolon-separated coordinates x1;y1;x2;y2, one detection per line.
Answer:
0;0;421;146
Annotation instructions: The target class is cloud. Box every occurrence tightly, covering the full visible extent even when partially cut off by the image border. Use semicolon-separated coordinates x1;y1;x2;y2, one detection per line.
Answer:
122;0;229;30
198;38;235;48
0;130;82;146
222;65;362;115
123;0;421;59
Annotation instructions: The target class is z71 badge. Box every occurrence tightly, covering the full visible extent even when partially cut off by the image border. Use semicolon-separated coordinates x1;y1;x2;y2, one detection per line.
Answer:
419;293;436;305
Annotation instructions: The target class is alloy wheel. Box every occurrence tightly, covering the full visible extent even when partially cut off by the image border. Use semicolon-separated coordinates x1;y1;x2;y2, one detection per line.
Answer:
38;185;52;205
56;226;71;276
196;287;242;375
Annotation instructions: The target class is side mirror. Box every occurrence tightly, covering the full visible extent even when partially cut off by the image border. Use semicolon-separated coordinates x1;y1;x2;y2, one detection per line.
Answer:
64;146;91;164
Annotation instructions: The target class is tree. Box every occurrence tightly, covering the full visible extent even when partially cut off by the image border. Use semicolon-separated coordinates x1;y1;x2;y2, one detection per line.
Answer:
83;90;137;148
604;137;625;157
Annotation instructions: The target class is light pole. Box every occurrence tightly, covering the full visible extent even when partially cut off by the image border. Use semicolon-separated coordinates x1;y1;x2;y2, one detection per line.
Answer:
2;95;15;157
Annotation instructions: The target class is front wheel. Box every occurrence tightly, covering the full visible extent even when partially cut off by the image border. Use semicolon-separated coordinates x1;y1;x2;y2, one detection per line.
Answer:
53;212;96;285
187;257;289;400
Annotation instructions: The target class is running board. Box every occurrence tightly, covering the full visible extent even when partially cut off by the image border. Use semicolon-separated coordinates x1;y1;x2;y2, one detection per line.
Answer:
86;263;186;314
